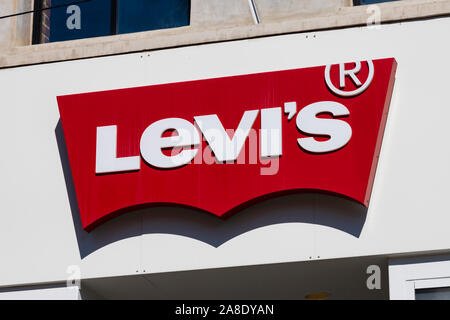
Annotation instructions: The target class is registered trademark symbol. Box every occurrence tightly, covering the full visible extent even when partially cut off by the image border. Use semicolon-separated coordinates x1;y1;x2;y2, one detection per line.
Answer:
325;60;374;97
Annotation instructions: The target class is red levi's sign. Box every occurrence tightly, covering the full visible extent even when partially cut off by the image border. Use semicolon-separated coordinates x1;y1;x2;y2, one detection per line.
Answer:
58;58;397;231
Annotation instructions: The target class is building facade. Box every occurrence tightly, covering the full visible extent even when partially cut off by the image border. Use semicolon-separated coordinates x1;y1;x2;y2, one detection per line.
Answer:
0;0;450;300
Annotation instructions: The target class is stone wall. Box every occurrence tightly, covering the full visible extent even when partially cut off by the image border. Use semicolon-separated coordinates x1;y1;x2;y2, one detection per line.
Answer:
0;0;32;51
191;0;352;27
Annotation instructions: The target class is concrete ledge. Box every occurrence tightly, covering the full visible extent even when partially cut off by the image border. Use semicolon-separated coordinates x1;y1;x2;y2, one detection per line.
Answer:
1;0;449;68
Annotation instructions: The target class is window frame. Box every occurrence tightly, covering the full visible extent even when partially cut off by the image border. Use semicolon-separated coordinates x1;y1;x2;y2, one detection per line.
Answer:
389;254;450;300
31;0;43;44
353;0;398;5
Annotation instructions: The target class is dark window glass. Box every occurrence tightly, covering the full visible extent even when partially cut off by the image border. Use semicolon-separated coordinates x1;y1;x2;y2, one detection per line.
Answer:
354;0;398;5
416;287;450;300
49;0;112;42
34;0;190;44
117;0;190;34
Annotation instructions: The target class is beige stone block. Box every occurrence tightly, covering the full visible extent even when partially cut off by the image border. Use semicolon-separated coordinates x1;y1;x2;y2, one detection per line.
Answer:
191;0;255;27
254;0;353;22
0;0;32;51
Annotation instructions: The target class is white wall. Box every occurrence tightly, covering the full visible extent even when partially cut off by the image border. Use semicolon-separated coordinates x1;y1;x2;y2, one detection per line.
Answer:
0;286;80;300
1;17;450;287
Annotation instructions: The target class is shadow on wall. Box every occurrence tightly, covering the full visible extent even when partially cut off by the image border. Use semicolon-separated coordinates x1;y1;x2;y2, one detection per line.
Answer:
55;120;367;259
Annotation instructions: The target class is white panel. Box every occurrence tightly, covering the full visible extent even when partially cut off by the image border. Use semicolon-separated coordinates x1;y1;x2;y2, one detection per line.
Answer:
0;287;80;300
0;17;449;286
414;277;450;290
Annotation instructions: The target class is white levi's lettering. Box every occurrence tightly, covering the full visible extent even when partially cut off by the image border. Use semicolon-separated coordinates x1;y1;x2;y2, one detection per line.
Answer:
96;102;352;173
